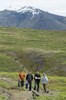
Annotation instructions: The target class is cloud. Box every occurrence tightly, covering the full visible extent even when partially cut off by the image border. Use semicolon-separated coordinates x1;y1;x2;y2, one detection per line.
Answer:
0;0;66;16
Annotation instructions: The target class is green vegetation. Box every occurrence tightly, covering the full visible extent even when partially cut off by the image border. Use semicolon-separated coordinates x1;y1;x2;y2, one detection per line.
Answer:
0;96;5;100
0;27;66;76
0;27;66;99
0;28;66;100
0;72;17;89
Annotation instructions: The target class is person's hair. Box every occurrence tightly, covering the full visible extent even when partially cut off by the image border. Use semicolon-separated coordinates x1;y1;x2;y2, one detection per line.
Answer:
29;71;31;73
36;70;39;73
20;69;23;71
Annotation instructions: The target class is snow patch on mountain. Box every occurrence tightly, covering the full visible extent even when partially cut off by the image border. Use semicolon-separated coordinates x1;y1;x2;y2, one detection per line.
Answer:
17;6;40;16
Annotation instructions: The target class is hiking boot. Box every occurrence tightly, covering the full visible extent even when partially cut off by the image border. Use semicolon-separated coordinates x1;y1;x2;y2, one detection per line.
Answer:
46;91;49;93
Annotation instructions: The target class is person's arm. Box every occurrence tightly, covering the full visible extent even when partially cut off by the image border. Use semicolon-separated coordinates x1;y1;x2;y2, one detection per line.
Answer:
26;74;28;80
37;74;41;79
18;76;21;81
31;75;33;80
46;76;48;82
34;75;37;80
24;73;25;77
19;73;21;80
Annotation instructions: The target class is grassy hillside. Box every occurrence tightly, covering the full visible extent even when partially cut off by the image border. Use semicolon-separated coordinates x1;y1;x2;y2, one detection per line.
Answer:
0;27;66;76
0;28;66;100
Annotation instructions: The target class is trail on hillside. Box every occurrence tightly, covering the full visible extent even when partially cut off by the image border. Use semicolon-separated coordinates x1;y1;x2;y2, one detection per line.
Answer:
9;89;33;100
0;87;33;100
0;86;57;100
0;76;33;100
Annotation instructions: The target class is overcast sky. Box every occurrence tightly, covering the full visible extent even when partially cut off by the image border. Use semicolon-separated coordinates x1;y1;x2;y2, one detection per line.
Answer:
0;0;66;16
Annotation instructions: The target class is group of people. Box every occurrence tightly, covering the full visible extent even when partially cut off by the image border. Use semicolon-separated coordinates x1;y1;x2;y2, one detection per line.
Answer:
18;70;48;93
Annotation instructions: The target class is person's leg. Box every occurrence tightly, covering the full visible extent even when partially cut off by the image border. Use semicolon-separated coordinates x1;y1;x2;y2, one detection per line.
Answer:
29;81;32;91
34;81;36;90
26;81;28;89
43;84;46;92
18;80;21;87
37;82;39;92
21;80;24;87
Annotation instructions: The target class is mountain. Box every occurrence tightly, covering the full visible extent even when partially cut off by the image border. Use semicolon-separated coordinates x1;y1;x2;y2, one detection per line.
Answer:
0;6;66;30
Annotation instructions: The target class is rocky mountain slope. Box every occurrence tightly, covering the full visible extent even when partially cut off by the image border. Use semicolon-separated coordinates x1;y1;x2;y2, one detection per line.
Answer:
0;6;66;30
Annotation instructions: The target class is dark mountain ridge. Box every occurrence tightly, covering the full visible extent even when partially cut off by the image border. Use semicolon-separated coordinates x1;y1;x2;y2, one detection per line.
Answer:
0;6;66;30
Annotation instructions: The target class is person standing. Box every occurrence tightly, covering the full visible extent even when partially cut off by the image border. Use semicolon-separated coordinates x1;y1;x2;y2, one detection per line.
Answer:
42;73;48;93
26;71;33;91
34;71;41;92
18;69;25;88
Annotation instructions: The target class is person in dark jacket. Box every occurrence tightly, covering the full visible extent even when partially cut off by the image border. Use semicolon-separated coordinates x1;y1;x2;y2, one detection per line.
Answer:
26;71;33;91
34;71;41;92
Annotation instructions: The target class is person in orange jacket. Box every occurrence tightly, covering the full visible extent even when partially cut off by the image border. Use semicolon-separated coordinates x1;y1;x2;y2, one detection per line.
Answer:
18;69;25;87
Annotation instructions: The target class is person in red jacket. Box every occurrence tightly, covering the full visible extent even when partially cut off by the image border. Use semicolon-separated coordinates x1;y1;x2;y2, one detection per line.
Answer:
18;70;25;87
